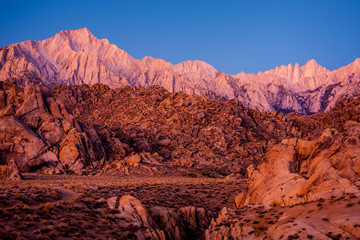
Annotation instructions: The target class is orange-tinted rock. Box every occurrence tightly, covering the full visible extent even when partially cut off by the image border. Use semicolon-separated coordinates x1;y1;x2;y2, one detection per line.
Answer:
207;196;360;239
236;128;360;208
0;90;6;109
0;159;22;180
0;104;15;117
125;155;141;167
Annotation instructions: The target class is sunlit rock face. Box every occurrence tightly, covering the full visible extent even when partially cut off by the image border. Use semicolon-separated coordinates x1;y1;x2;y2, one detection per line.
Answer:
1;27;360;114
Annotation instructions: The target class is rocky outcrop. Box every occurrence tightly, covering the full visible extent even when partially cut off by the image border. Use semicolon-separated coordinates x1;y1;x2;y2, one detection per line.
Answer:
206;196;360;239
0;81;109;175
0;80;311;177
53;83;324;176
149;206;187;240
0;116;47;171
108;195;210;240
3;79;360;179
0;158;22;180
116;195;166;240
235;128;360;207
1;28;360;114
205;97;360;239
179;206;210;237
206;124;360;239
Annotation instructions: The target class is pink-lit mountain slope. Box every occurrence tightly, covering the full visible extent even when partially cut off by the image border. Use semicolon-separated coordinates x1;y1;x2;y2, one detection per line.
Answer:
1;27;359;114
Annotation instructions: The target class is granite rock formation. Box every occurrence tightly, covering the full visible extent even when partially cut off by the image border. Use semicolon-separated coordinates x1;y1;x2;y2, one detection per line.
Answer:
0;81;104;175
206;97;360;239
107;195;210;240
235;127;360;207
52;83;321;176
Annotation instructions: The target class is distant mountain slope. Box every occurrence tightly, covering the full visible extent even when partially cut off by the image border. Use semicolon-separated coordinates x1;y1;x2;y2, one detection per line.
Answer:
1;27;360;113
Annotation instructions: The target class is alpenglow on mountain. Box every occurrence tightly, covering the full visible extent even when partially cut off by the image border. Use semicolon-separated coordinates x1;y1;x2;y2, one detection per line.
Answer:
1;27;360;114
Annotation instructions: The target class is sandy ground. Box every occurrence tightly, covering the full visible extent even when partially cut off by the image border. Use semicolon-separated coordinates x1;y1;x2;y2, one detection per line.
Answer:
0;174;246;239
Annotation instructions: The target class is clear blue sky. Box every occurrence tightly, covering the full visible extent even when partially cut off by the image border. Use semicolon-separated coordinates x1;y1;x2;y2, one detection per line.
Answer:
1;0;359;74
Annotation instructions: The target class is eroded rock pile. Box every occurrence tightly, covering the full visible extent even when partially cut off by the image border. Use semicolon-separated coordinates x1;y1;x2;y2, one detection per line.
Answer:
0;158;22;180
52;83;321;176
2;80;360;180
207;124;360;239
1;79;360;239
235;127;360;207
205;95;360;239
107;195;210;240
0;81;104;175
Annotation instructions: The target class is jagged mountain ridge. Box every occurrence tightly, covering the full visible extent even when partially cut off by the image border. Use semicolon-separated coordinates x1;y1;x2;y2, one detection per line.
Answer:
1;27;360;113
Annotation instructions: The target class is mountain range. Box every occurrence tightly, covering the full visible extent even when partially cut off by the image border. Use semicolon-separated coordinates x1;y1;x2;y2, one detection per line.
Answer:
1;27;360;114
1;28;360;239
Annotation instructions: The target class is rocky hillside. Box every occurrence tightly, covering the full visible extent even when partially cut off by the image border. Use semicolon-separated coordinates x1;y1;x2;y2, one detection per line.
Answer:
207;125;360;239
204;95;360;239
0;79;321;178
1;28;360;114
1;80;360;239
1;75;360;238
3;78;360;178
53;83;328;175
0;81;101;176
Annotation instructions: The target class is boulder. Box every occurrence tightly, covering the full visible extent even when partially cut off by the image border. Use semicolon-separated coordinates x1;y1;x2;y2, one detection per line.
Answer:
158;139;171;147
179;206;209;232
59;143;80;167
61;120;73;134
0;116;47;169
58;128;96;174
149;206;187;240
0;90;6;109
117;195;166;240
207;196;360;240
15;93;43;118
0;103;16;118
235;128;360;207
45;97;63;119
107;196;118;210
4;83;22;106
41;150;59;163
126;154;141;167
0;158;22;180
108;195;209;240
37;120;65;145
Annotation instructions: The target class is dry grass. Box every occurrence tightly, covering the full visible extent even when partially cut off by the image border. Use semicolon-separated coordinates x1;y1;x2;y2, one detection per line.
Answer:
0;173;246;239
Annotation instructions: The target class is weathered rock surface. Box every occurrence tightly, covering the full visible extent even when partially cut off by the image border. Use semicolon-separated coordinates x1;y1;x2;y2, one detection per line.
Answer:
0;81;108;175
1;28;360;114
206;128;360;239
1;27;360;239
0;158;22;180
205;96;360;239
149;206;187;240
202;95;360;239
108;195;210;240
235;128;360;207
206;195;360;239
3;79;360;181
53;83;323;176
116;195;166;240
179;206;210;237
